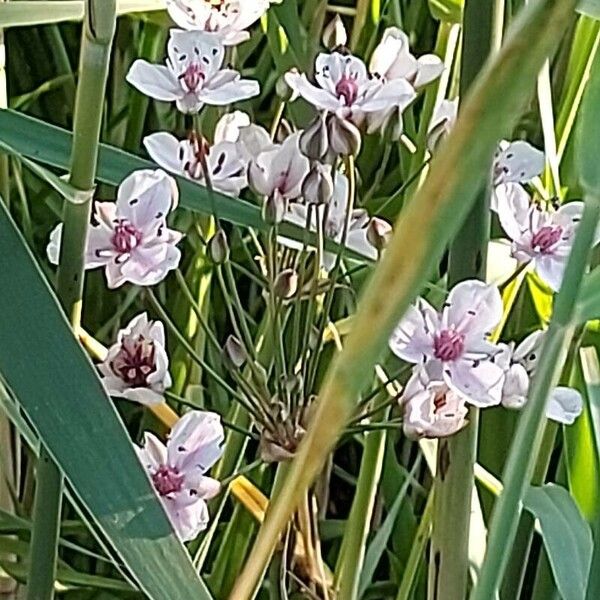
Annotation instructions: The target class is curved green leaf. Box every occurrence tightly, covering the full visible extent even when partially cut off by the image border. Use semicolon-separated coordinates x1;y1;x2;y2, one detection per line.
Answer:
0;200;212;600
524;484;593;600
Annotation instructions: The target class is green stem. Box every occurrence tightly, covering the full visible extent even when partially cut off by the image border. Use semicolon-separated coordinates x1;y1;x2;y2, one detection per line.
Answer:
471;195;600;599
334;405;390;599
428;3;500;599
28;3;116;599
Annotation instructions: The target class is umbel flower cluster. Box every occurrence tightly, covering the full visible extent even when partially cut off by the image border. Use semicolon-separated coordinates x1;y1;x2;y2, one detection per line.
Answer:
45;0;593;542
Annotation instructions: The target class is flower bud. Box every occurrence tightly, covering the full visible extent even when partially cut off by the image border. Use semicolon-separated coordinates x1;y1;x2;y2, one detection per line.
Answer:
273;268;299;299
366;217;393;252
223;335;246;369
301;162;334;205
327;114;362;157
208;229;229;264
300;113;329;161
262;191;286;224
322;14;348;50
276;74;293;101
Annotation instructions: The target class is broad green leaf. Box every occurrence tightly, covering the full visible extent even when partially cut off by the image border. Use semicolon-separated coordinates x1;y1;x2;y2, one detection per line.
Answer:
428;0;463;22
0;201;212;600
0;1;164;27
0;109;367;259
231;0;581;596
524;484;593;600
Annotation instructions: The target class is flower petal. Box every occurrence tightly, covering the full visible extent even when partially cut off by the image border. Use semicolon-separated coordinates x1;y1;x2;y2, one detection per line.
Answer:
547;387;582;425
126;60;181;101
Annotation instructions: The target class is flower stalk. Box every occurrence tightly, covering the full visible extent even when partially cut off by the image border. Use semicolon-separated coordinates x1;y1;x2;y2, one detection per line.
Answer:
427;2;499;598
27;3;116;599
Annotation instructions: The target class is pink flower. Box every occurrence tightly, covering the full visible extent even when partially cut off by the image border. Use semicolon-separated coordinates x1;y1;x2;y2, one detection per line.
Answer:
136;410;224;541
492;184;599;291
166;0;270;45
400;363;468;440
389;280;504;407
126;29;259;114
285;52;416;125
47;169;183;289
98;313;171;405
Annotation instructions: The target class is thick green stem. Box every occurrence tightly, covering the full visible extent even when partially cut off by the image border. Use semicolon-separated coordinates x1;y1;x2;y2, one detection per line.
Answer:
428;2;499;599
27;3;116;599
471;195;600;599
334;406;389;598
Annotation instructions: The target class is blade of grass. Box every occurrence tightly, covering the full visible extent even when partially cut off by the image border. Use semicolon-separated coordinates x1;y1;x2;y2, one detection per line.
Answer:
230;1;579;596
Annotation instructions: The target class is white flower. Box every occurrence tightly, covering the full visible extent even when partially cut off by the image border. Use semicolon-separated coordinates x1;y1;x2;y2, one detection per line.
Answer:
389;280;505;407
136;410;224;541
282;172;391;270
400;363;468;440
497;330;583;425
144;113;251;196
126;29;260;114
248;132;309;201
427;98;458;151
166;0;270;45
492;140;544;186
47;169;183;289
366;28;442;136
370;27;443;89
99;313;171;405
285;52;416;124
493;184;596;291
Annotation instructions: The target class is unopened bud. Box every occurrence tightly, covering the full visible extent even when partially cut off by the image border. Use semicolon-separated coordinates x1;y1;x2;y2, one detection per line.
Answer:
301;163;334;205
322;15;348;50
276;75;293;101
262;191;286;224
366;217;393;252
300;113;329;161
273;268;299;299
208;229;229;264
327;114;362;157
224;335;246;369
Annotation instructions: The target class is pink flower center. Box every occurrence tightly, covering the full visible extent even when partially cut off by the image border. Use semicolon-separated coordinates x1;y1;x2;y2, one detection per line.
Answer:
110;337;156;387
433;329;465;361
152;465;184;496
531;225;563;254
112;220;142;254
182;64;205;92
335;76;359;106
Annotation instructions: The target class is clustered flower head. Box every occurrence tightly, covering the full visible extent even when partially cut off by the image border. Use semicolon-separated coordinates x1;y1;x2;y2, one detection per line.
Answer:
389;279;583;440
